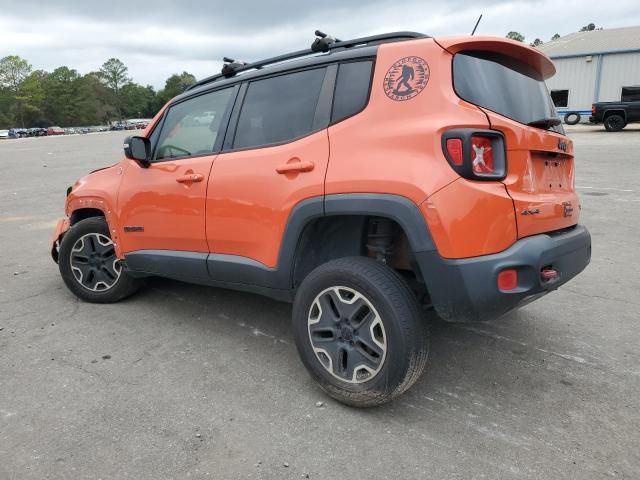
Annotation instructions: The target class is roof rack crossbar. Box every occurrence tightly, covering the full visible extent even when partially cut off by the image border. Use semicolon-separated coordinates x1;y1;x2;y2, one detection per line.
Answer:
185;31;427;91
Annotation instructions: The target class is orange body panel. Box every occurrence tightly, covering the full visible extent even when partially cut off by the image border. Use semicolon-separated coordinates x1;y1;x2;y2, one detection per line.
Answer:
206;131;329;267
420;179;517;258
116;156;215;253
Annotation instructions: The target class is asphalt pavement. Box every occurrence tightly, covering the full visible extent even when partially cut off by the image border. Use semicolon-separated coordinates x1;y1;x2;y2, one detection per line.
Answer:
0;125;639;479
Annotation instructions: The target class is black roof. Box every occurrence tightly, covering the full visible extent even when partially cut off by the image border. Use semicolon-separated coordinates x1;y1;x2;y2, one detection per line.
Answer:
184;31;427;95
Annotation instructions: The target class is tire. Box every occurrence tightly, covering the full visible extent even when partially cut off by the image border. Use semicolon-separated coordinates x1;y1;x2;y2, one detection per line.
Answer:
563;112;581;125
604;114;625;132
292;257;429;407
58;217;141;303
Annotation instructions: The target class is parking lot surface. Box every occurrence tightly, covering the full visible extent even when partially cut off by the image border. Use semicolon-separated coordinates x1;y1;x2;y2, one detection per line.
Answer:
1;125;639;479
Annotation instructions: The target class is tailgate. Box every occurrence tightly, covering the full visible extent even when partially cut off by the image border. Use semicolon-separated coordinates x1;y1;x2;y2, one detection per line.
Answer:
487;113;579;238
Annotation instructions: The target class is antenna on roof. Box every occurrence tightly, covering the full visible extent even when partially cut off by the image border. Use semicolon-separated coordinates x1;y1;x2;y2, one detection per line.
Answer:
471;14;483;36
311;30;341;52
221;57;249;77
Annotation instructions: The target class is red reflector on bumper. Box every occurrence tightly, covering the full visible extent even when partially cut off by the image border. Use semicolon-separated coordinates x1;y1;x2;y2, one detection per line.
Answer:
541;269;558;280
497;269;518;290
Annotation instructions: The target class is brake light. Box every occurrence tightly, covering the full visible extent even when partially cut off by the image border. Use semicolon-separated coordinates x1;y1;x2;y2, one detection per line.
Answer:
471;136;493;174
446;138;464;166
497;269;518;291
441;129;506;181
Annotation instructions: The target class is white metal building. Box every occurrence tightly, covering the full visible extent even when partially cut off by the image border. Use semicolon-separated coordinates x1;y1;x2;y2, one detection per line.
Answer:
539;26;640;122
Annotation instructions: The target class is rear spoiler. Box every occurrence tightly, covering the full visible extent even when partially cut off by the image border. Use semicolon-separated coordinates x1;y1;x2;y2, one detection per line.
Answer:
434;36;556;80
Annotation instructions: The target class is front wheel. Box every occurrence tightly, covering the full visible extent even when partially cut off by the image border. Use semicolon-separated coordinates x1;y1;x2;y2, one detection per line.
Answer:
58;217;141;303
292;257;429;407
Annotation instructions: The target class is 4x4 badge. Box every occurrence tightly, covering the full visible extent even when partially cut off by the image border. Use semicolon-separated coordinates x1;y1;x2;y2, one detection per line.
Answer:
383;56;430;101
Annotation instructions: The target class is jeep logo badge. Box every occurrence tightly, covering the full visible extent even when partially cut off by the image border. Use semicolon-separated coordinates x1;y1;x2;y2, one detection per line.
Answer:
558;139;568;152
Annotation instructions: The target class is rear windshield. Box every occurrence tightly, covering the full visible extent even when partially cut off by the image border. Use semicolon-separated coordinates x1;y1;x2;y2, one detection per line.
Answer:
453;51;562;133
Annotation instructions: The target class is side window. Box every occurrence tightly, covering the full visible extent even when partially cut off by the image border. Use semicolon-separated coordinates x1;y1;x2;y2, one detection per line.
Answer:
550;89;569;108
233;68;326;149
332;61;373;123
154;87;233;161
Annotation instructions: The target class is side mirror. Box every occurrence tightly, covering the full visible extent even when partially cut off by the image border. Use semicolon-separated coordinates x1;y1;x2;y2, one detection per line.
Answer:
124;136;151;167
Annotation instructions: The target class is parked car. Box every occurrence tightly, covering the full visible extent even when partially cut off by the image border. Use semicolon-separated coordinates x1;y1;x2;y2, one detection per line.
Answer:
51;31;591;407
0;130;9;140
65;128;76;135
97;126;109;132
590;101;640;131
110;123;125;131
28;127;47;137
8;128;28;138
47;126;65;135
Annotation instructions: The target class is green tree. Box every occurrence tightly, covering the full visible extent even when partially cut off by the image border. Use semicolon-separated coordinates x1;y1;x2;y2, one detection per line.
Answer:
0;55;33;127
157;71;196;105
41;66;82;126
506;31;525;42
121;83;159;118
530;38;544;47
580;23;598;31
98;58;130;121
551;33;561;41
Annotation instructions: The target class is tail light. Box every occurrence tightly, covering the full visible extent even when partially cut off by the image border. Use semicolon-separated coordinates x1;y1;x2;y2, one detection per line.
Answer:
442;129;506;180
591;104;596;114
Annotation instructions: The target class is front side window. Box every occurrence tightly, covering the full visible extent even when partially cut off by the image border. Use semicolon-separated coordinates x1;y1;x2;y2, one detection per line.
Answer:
233;68;327;149
155;87;233;160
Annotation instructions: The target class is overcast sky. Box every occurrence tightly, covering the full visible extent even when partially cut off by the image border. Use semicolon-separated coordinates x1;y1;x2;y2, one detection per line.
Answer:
1;0;640;89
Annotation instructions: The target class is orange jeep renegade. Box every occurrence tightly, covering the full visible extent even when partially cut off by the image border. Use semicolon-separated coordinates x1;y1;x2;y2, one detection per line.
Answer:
51;31;591;407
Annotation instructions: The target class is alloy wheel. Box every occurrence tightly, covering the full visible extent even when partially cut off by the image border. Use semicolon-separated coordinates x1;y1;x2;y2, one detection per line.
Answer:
307;286;387;383
69;233;121;292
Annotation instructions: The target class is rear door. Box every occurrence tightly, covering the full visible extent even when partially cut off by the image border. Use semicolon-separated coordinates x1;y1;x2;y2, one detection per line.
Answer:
206;66;333;269
452;50;579;238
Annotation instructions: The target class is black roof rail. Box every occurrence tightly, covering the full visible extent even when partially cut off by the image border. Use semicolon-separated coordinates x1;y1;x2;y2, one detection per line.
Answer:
185;31;428;92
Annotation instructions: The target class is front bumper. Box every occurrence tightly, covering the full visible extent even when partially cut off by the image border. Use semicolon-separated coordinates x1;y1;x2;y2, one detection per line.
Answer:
417;225;591;321
50;217;70;263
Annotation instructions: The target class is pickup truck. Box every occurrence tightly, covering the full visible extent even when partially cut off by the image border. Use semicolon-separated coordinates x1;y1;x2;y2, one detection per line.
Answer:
590;101;640;131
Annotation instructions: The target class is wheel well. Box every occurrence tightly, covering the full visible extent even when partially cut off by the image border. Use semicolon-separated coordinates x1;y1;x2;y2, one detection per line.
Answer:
292;215;430;303
604;110;626;121
70;208;104;225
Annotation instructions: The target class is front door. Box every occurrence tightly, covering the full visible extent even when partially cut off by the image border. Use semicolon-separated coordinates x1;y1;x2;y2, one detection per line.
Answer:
117;86;236;255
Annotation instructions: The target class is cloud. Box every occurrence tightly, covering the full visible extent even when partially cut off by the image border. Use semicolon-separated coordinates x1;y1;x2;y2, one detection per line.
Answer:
1;0;640;89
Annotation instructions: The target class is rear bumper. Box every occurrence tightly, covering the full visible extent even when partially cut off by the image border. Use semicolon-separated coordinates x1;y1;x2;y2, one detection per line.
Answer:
417;225;591;321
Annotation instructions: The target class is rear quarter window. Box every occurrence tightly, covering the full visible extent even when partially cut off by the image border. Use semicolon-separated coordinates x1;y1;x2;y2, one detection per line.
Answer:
331;61;373;123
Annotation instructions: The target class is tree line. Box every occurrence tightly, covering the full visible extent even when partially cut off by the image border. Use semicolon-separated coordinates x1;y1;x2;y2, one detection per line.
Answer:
0;56;196;129
507;22;601;47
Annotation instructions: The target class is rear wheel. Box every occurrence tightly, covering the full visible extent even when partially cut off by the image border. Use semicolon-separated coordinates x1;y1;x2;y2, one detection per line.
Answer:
292;257;429;407
604;114;625;132
58;217;141;303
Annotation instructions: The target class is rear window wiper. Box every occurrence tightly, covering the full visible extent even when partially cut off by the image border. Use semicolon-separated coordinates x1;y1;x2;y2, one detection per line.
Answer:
527;117;561;129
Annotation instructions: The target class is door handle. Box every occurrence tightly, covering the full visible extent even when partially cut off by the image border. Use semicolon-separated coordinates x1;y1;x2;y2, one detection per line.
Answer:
176;173;204;183
276;160;315;174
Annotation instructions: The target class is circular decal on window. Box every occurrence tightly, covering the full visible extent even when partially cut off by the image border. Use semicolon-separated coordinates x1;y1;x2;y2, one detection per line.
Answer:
383;56;430;101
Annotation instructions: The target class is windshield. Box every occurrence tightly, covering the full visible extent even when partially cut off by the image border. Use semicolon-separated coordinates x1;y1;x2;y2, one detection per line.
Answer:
453;51;563;134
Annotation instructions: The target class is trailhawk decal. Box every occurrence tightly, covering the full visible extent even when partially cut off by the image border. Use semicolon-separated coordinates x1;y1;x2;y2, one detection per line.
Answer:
383;56;430;101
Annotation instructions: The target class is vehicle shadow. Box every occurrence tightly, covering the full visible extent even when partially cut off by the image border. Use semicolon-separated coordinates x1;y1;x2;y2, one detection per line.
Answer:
134;276;553;414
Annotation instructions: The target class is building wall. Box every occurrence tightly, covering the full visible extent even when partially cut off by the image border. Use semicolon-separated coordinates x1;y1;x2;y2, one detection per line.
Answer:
545;56;598;111
598;52;640;102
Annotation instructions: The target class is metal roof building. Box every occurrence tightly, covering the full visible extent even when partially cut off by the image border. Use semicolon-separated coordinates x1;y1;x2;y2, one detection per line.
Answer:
539;26;640;122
